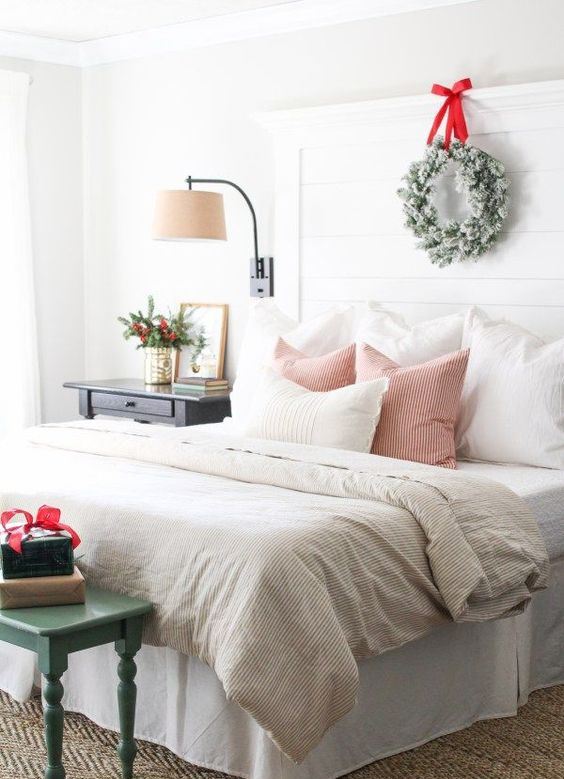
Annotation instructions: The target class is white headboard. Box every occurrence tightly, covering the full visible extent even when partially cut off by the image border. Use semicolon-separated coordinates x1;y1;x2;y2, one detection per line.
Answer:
257;79;564;339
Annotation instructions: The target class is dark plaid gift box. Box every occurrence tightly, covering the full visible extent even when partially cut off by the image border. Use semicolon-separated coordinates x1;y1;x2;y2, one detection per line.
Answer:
1;532;74;579
0;505;80;580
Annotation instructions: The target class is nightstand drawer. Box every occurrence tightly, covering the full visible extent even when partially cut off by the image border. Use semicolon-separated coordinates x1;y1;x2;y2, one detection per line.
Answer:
65;380;231;427
91;392;173;417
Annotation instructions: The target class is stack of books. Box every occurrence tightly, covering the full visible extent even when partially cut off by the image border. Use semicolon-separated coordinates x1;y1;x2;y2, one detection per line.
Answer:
173;377;229;394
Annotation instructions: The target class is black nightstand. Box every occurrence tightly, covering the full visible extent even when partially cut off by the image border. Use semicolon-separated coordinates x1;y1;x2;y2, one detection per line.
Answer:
64;379;231;428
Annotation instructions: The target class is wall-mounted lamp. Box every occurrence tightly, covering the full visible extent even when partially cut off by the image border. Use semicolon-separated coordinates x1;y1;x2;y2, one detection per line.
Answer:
152;177;274;298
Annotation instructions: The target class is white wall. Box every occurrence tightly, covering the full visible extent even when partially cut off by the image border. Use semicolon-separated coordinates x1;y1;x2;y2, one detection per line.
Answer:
0;56;83;421
81;0;564;383
3;0;563;422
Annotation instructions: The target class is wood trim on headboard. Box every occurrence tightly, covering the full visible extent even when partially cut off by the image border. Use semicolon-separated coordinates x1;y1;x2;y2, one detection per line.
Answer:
256;79;564;336
256;80;564;133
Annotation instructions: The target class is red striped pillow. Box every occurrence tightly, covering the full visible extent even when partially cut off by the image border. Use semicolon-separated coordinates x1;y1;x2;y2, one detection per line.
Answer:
271;338;356;391
356;343;469;468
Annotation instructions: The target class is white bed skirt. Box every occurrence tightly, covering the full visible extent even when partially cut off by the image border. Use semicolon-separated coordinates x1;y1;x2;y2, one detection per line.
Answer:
2;558;563;779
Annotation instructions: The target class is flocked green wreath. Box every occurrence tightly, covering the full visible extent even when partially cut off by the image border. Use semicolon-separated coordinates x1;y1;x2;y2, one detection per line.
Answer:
397;137;510;267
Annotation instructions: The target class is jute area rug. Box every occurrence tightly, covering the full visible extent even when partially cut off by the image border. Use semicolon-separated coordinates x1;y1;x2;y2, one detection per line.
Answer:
0;685;562;778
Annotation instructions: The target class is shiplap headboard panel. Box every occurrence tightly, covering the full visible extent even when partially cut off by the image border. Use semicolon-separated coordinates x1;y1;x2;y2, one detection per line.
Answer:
257;80;564;338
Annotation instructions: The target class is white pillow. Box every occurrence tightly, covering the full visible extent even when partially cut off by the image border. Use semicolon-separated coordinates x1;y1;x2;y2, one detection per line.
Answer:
245;369;388;452
231;300;356;426
456;307;564;469
356;302;465;365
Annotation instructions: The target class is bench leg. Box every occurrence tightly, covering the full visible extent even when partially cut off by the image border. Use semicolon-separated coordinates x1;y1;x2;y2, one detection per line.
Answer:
38;636;68;779
115;616;143;779
43;673;66;779
116;651;138;779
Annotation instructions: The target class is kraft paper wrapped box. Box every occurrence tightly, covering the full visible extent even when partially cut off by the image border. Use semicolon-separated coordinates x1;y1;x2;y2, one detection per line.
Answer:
0;567;85;609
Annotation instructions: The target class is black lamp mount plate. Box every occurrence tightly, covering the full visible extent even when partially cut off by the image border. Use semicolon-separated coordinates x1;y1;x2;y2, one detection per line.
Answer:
250;257;274;298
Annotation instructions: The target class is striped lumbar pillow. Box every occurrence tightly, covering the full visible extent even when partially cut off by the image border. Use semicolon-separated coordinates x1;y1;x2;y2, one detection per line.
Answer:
245;369;388;452
356;343;469;468
271;338;356;391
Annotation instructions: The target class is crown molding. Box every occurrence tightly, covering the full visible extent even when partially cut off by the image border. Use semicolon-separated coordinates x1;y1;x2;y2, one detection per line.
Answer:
0;0;477;68
0;29;81;66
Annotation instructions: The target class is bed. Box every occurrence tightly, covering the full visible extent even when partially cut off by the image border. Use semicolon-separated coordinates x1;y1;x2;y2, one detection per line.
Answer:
1;77;561;778
0;418;562;779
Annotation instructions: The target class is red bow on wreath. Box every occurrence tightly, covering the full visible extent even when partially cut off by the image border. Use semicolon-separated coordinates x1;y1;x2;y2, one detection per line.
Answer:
1;505;81;555
427;77;472;150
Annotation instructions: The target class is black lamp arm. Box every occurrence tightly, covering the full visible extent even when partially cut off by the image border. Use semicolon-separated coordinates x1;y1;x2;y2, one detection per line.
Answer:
185;176;259;263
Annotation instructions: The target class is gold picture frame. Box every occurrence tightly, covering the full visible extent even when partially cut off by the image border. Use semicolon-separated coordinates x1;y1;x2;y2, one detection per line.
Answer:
175;303;228;380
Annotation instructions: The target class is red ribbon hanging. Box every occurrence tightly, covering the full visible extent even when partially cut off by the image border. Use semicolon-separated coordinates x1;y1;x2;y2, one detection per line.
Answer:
427;77;473;150
1;505;81;555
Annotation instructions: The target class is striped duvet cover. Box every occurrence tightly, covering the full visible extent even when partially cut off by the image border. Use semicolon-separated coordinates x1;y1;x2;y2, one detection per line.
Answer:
1;421;549;762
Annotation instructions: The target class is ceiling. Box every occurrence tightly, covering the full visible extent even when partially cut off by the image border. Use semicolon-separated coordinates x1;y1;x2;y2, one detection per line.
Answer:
0;0;478;66
0;0;300;42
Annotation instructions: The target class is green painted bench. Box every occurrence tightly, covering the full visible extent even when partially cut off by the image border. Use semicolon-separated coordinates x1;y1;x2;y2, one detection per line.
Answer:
0;587;152;779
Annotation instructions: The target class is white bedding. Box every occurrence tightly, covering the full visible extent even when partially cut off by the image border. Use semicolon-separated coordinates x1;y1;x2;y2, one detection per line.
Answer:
459;460;564;559
0;419;549;761
216;421;563;558
0;420;562;779
213;421;564;558
205;422;564;559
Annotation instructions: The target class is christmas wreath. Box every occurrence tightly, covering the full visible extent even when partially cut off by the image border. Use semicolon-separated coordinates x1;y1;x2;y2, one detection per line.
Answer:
397;78;510;267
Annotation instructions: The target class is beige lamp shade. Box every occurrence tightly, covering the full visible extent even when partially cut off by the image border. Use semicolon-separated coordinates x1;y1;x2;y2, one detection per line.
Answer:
152;190;227;241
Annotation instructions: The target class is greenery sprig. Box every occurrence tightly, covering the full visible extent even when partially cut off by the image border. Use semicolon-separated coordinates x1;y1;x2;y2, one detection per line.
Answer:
118;296;197;350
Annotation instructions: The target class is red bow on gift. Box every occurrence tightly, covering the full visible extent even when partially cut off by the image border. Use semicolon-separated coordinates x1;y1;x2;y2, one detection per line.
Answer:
1;505;81;555
427;77;472;149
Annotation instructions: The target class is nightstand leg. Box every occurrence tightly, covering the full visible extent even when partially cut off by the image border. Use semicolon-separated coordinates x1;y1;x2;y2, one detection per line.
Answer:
174;400;188;426
43;674;66;779
115;616;143;779
78;389;94;419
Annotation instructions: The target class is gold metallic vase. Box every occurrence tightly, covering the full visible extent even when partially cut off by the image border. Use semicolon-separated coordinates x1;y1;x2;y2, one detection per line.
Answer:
144;347;173;385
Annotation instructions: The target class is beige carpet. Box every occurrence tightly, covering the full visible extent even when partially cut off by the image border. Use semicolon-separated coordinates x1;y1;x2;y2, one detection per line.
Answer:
1;685;563;778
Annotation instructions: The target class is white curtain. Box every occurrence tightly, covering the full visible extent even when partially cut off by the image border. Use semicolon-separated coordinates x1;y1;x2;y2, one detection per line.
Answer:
0;70;40;437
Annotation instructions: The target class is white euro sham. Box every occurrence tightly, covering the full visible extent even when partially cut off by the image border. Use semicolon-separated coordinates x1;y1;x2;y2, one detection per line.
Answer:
356;302;465;365
456;307;564;469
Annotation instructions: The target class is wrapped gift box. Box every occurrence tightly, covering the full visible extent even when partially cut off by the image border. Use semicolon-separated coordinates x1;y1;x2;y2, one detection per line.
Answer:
1;531;74;579
0;566;85;609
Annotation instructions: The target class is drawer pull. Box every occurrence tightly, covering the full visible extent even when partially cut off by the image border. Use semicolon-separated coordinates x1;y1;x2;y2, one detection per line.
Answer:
125;400;136;408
